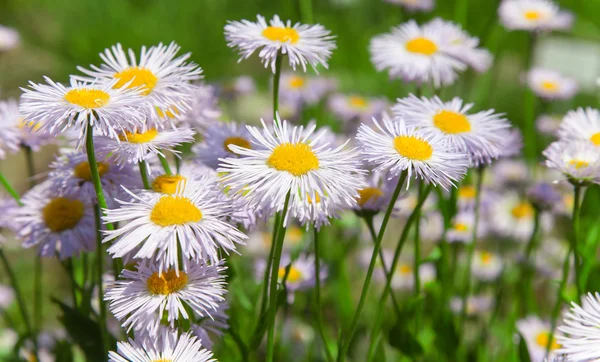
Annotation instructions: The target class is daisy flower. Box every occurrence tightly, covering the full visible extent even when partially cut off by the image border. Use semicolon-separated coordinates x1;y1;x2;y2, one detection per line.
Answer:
356;117;469;190
369;19;467;88
224;15;336;73
105;260;226;336
537;113;563;136
489;159;529;189
557;107;600;146
499;0;574;32
15;181;96;259
354;171;398;216
391;261;436;290
490;192;549;242
450;294;494;316
543;140;600;185
95;125;195;166
218;115;365;225
0;25;19;52
193;121;253;169
48;151;140;206
328;93;389;124
471;250;503;281
191;301;229;351
76;42;203;122
384;0;435;12
217;76;256;101
19;77;145;145
526;68;578;100
108;328;215;362
496;128;524;158
393;94;509;166
103;177;246;270
557;292;600;361
0;98;53;154
527;182;563;211
517;316;562;362
279;73;337;106
447;210;488;243
256;253;325;293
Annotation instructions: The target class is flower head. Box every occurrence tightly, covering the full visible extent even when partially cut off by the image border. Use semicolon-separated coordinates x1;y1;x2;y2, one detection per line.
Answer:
193;121;254;170
543;140;600;185
557;292;600;361
383;0;435;12
526;68;578;100
557;107;600;146
499;0;574;32
0;25;19;52
517;316;562;362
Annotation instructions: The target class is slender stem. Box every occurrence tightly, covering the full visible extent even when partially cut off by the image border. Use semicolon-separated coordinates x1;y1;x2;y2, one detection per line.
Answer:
0;172;22;206
459;166;484;331
299;0;313;23
272;52;283;120
546;248;572;359
313;227;334;362
338;172;407;362
138;160;151;189
571;185;583;302
0;249;39;360
158;153;173;175
414;183;423;297
265;192;291;362
260;213;280;317
522;208;541;314
94;204;109;357
523;33;538;167
228;327;249;362
84;122;114;231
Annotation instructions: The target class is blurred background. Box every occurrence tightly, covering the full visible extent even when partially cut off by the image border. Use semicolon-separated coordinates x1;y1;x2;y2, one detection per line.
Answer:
0;0;599;359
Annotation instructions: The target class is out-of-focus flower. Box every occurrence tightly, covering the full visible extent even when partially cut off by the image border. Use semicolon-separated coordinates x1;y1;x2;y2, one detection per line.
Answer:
543;140;600;185
279;73;337;106
557;108;600;147
193;121;253;170
328;93;388;124
450;294;494;316
472;250;503;281
526;68;578;101
527;182;562;211
499;0;574;32
0;25;19;52
517;316;562;362
383;0;435;12
536;114;563;136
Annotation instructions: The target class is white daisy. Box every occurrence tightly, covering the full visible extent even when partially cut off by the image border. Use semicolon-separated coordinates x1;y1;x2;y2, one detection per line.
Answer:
191;300;229;351
0;25;19;52
471;250;503;281
526;68;578;100
383;0;435;12
420;211;444;242
517;316;562;362
224;15;336;73
499;0;574;32
105;260;226;336
490;192;546;242
354;171;398;216
256;253;325;293
356;117;469;190
328;93;389;124
279;73;337;106
193;121;253;170
393;94;509;166
543;140;600;185
557;107;600;146
15;181;96;259
557;292;600;361
75;42;203;122
450;294;494;316
447;210;488;243
0;98;53;154
369;19;467;88
108;328;215;362
103;177;246;270
19;77;145;146
95;125;195;166
218;114;365;225
216;76;256;100
537;113;563;136
496;127;524;158
48;151;140;206
390;261;436;290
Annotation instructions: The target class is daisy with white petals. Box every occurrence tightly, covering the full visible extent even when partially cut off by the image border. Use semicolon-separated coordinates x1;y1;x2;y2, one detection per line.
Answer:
76;42;203;122
0;99;53;154
105;261;226;335
218;115;365;225
558;292;600;361
0;25;20;52
103;177;246;271
224;15;336;73
543;140;600;185
499;0;574;32
193;121;253;169
557;107;600;146
384;0;435;12
517;316;562;362
472;250;503;281
109;328;215;362
526;68;578;100
357;117;468;190
19;77;144;145
394;95;509;166
328;94;389;124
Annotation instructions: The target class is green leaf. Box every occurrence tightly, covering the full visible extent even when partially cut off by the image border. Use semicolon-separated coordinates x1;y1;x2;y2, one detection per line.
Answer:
421;246;442;264
52;298;114;362
518;335;532;362
387;321;423;358
53;340;74;362
434;310;459;358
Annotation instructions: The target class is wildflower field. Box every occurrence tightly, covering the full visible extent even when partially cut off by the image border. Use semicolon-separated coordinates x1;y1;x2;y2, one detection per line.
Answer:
1;0;600;361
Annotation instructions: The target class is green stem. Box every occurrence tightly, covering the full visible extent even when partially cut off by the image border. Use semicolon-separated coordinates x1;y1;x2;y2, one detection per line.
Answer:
313;227;334;362
459;166;484;332
228;327;249;362
138;160;151;189
158;153;173;175
571;185;583;302
338;172;408;362
522;208;541;314
273;52;283;120
84;122;114;231
93;204;109;357
0;172;22;206
523;33;538;166
299;0;313;23
546;248;572;359
265;192;291;362
0;249;39;360
414;183;423;298
259;213;280;318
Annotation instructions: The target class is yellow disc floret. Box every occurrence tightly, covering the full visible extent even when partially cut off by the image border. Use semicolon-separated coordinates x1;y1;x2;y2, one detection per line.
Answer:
223;137;252;154
433;110;471;134
152;174;187;194
119;129;159;143
73;162;109;182
150;196;202;227
262;26;300;43
42;197;85;232
146;270;188;295
267;143;319;176
64;89;110;109
114;67;158;95
405;37;438;55
393;136;433;161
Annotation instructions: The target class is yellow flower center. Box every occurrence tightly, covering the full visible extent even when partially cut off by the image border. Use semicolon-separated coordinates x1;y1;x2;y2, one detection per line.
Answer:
150;196;202;227
511;202;534;219
480;251;493;265
289;76;305;88
267;143;319;176
357;187;383;206
524;10;541;20
73;162;109;182
156;105;181;119
454;223;469;232
458;186;476;199
152;174;187;194
349;96;368;109
405;37;438;55
279;266;302;283
42;197;85;232
590;132;600;146
64;89;110;109
151;360;172;362
541;81;558;92
433;110;471;134
262;26;300;44
393;136;433;161
146;270;188;295
398;265;412;275
569;160;589;169
223;137;252;154
114;67;158;95
118;128;158;143
535;332;561;350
